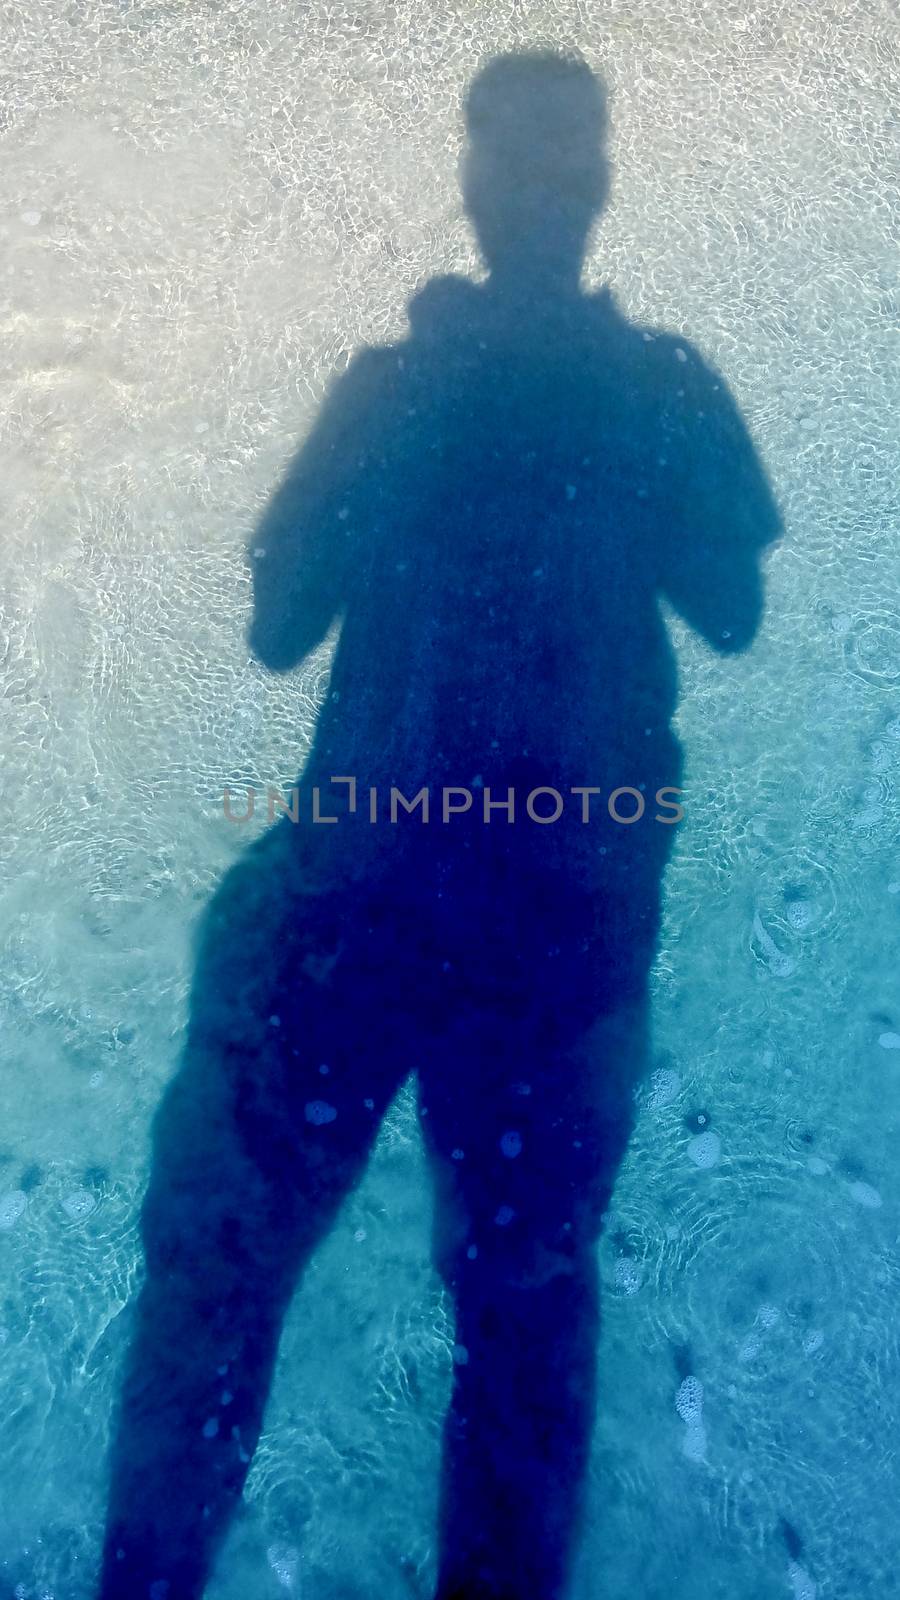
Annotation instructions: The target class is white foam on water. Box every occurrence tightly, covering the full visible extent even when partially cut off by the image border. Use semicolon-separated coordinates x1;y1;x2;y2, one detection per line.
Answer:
614;1257;643;1296
267;1545;299;1591
0;1191;27;1229
687;1130;721;1169
646;1066;681;1109
787;1561;817;1600
675;1375;703;1424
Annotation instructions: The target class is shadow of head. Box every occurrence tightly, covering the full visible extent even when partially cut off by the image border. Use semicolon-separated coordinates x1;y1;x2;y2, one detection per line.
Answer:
461;51;611;287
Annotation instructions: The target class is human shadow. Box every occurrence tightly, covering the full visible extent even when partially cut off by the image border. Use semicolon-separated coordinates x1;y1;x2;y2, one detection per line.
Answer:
99;50;781;1600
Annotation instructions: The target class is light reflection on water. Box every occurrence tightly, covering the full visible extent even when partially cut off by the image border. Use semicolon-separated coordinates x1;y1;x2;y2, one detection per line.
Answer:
1;2;899;1596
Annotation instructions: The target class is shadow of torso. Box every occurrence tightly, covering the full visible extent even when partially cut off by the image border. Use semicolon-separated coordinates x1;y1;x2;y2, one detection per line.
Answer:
318;281;675;787
249;275;778;999
304;279;682;799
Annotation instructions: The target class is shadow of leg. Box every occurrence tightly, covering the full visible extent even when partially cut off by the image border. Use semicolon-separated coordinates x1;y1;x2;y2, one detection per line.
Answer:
98;835;403;1599
436;1259;601;1600
425;996;647;1600
98;1057;309;1599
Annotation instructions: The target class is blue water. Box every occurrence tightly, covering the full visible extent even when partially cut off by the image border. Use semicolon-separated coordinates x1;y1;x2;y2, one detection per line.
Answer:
1;3;899;1597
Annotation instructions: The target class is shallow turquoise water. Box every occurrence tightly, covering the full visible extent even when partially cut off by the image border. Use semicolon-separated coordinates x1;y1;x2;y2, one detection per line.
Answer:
1;2;899;1596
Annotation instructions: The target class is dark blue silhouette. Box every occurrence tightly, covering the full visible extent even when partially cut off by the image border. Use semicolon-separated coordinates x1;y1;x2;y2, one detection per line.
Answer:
99;51;781;1600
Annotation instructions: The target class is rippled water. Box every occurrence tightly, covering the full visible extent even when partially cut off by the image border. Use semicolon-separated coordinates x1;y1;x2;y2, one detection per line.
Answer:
1;1;899;1596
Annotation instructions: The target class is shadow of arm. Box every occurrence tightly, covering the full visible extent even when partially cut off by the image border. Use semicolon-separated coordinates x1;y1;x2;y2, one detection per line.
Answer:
247;347;394;673
656;345;783;655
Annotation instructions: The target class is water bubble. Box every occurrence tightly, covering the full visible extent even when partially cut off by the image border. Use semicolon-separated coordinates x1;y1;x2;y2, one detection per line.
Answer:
500;1130;523;1159
62;1189;96;1220
0;1191;27;1229
739;1301;781;1360
848;1180;882;1209
682;1419;708;1462
738;1331;762;1362
878;1032;900;1050
304;1100;337;1125
646;1066;681;1109
788;1561;817;1600
785;899;814;932
851;801;884;831
614;1257;643;1295
267;1544;299;1590
202;1416;219;1439
675;1375;703;1424
675;1375;707;1462
751;911;797;977
687;1129;721;1168
844;611;900;688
